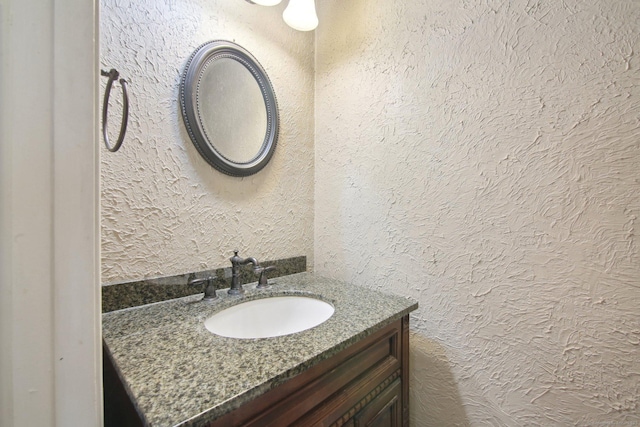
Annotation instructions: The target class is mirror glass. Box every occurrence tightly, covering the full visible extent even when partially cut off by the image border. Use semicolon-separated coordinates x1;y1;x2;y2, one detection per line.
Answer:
180;41;279;176
198;58;267;163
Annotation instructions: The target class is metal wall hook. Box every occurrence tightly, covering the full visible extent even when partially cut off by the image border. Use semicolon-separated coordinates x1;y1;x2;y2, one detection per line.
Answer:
101;68;129;152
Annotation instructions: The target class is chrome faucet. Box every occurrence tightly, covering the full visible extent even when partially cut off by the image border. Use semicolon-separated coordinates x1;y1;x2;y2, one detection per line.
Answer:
229;250;259;295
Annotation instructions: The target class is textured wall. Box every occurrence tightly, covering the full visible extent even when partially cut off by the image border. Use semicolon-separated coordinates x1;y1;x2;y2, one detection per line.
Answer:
315;0;640;425
100;0;314;284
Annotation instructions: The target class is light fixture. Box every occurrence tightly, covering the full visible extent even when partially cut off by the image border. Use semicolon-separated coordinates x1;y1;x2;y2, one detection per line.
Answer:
282;0;318;32
247;0;282;5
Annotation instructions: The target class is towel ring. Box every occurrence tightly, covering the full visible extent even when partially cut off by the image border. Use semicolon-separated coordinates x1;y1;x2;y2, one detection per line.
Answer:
101;68;129;152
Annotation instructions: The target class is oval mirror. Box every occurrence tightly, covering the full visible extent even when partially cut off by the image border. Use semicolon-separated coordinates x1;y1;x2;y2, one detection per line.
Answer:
180;40;279;176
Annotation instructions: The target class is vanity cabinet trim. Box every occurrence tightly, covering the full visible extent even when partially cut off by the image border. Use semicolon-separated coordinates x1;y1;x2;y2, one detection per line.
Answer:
401;314;409;426
325;370;400;427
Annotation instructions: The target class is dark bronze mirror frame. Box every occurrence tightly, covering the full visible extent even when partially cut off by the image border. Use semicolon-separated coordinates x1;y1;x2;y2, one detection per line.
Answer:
180;40;279;177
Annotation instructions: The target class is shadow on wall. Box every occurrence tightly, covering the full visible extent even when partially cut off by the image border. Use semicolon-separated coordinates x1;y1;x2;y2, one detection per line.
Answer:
410;332;470;427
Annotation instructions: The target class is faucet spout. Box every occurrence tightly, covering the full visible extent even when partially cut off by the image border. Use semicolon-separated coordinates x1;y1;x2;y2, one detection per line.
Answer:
241;257;259;268
229;250;260;295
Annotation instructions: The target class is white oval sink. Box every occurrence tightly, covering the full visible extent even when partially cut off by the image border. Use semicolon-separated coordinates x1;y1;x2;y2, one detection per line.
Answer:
204;296;334;339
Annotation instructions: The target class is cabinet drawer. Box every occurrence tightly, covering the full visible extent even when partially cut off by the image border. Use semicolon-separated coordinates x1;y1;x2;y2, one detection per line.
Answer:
293;366;402;427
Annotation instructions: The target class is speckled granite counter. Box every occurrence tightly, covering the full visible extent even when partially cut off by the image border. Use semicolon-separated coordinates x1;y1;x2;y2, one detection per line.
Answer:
102;272;418;427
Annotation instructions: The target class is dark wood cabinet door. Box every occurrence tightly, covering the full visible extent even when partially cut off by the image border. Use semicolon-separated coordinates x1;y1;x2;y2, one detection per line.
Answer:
353;379;402;427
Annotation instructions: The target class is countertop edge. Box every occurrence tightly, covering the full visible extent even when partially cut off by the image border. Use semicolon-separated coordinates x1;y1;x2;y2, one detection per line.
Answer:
103;340;152;426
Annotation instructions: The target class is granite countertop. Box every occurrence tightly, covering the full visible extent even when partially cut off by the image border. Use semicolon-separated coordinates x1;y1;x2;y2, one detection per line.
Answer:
102;272;418;427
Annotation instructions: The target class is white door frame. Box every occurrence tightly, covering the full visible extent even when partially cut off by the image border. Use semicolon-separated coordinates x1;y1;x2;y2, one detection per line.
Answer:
1;0;101;425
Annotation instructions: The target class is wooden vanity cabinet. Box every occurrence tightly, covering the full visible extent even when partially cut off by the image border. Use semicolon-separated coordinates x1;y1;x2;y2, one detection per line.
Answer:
104;315;410;427
209;315;410;427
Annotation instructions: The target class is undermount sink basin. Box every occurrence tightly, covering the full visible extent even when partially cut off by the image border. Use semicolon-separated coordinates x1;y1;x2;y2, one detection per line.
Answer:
204;296;335;339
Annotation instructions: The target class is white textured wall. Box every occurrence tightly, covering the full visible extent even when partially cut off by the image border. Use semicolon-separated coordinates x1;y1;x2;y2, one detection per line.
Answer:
315;1;640;425
100;0;314;284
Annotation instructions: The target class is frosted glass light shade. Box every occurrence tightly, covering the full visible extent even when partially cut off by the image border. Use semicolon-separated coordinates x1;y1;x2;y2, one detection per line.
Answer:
283;0;318;31
250;0;282;5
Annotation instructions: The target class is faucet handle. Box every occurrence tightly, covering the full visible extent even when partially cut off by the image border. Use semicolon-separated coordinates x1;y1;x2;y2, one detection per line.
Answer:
188;277;218;301
188;277;207;287
255;266;277;289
